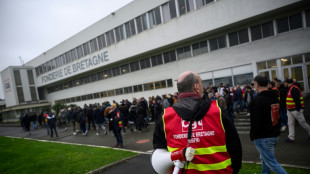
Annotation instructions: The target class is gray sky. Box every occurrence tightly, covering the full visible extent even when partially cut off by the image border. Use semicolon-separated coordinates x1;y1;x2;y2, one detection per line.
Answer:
0;0;134;100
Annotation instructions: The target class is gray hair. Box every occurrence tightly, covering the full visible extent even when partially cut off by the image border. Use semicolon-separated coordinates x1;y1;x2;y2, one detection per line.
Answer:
177;72;199;93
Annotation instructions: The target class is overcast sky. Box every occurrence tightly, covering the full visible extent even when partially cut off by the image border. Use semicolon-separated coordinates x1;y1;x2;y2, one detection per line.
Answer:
0;0;134;100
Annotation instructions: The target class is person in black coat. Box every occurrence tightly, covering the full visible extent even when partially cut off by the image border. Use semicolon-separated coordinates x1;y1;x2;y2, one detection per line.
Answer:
78;108;87;136
47;112;58;137
93;105;107;135
136;100;147;132
119;102;129;133
107;106;123;147
24;113;31;135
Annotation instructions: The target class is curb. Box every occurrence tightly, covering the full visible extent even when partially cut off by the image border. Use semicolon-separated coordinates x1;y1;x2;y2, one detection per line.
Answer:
86;154;139;174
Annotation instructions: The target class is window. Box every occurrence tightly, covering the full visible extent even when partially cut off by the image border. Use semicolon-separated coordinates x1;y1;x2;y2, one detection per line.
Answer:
163;50;177;63
136;14;148;33
196;0;204;9
289;13;302;30
257;61;267;70
76;96;81;102
121;64;130;74
106;30;115;46
267;60;277;68
104;69;112;79
51;59;56;70
169;0;177;19
87;94;93;100
83;76;91;84
251;25;262;41
16;87;24;103
90;73;98;82
83;42;90;56
143;82;154;91
292;55;303;64
281;57;291;66
140;58;151;69
115;88;124;95
228;29;248;46
71;97;76;102
154;6;162;25
14;70;22;86
97;72;104;80
210;35;226;51
214;77;232;87
39;65;43;75
234;73;253;86
90;38;98;53
238;29;249;44
133;85;143;92
162;3;171;23
177;46;191;60
71;49;77;61
97;34;106;49
112;67;120;76
130;19;136;36
151;54;163;67
167;79;173;87
205;0;214;4
107;90;115;96
305;53;310;62
77;45;83;58
100;91;108;98
30;86;38;101
81;95;87;101
192;41;208;56
35;67;39;76
125;22;132;38
155;80;166;89
130;61;140;72
73;79;81;87
136;16;142;33
124;86;133;94
306;10;310;27
65;51;72;64
27;70;35;85
262;21;274;38
178;0;186;16
115;25;125;42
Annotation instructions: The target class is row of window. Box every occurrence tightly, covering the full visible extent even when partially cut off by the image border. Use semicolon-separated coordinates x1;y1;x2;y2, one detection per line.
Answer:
35;0;216;77
46;10;309;94
54;79;173;104
14;69;37;103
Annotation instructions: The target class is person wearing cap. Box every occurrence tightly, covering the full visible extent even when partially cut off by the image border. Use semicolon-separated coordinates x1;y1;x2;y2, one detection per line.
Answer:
153;71;242;174
284;79;310;143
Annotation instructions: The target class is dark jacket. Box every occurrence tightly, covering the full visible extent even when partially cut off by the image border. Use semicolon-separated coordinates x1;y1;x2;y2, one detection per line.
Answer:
279;84;288;109
244;90;254;104
233;89;242;101
250;90;281;140
93;107;104;124
153;97;242;174
107;109;122;131
224;93;233;108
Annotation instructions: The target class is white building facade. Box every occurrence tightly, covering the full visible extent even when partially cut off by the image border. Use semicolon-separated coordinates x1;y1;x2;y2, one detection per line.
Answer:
1;0;310;120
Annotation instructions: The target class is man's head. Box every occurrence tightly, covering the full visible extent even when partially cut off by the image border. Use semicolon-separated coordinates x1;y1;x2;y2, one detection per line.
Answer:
215;92;220;99
254;75;269;93
177;71;203;97
286;78;293;87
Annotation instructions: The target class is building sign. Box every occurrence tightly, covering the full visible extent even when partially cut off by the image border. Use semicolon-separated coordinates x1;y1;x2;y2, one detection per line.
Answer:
41;51;109;84
4;79;11;93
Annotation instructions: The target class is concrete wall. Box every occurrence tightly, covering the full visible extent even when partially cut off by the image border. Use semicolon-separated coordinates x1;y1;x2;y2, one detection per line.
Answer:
0;68;17;107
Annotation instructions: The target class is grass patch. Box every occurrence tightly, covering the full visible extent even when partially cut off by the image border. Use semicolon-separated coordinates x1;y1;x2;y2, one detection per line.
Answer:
0;136;136;174
239;163;310;174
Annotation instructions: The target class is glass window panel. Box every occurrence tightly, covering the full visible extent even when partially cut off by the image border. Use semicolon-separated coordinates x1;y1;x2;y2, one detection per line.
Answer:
164;52;171;63
162;3;171;23
259;71;270;80
267;59;277;68
306;10;310;27
129;19;136;36
51;59;56;70
142;14;148;30
90;38;98;53
202;80;213;88
81;95;86;101
110;30;115;45
228;32;238;46
97;71;104;80
133;85;143;92
214;76;232;87
277;17;289;33
93;93;99;99
184;46;191;58
107;90;115;96
100;91;108;98
35;67;39;76
167;79;173;87
91;74;98;82
154;6;162;25
292;55;303;64
271;70;277;81
119;25;125;41
65;52;72;63
307;65;310;91
143;82;154;91
87;94;93;100
283;68;289;80
83;76;91;84
157;55;163;65
77;45;83;58
170;50;176;61
14;70;22;86
169;0;177;19
125;22;131;38
83;43;90;56
251;25;262;41
148;10;155;28
130;61;140;72
140;58;151;69
121;64;130;74
97;35;104;50
105;32;111;46
71;97;76;102
71;49;77;61
291;66;303;82
209;38;218;51
289;13;302;30
196;0;204;8
179;0;186;16
233;73;253;86
281;57;291;66
27;70;35;85
136;16;143;33
305;53;310;62
112;67;120;76
16;87;25;103
218;35;227;49
200;41;208;54
104;69;112;79
187;0;195;12
115;88;124;95
192;43;200;56
257;61;267;70
262;21;274;38
124;86;133;94
30;87;38;101
151;56;158;66
238;29;249;44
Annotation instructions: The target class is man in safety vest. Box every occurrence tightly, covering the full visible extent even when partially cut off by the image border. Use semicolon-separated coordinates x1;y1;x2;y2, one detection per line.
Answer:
250;75;287;174
283;79;310;143
152;71;242;174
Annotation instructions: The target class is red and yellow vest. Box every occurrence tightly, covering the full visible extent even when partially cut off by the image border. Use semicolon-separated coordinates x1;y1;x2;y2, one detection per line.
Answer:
163;100;232;174
272;87;280;102
286;85;304;110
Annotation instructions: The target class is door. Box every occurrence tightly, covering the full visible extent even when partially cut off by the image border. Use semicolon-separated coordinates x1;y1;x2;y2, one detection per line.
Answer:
282;66;305;91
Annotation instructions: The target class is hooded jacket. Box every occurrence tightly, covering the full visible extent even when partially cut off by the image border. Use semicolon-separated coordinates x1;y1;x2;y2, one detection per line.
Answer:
153;95;242;173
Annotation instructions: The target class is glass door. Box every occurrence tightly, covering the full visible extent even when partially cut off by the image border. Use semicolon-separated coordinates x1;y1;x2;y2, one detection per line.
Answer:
259;69;277;81
282;66;305;91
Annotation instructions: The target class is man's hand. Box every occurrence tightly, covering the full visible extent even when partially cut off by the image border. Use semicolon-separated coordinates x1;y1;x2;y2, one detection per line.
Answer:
171;147;195;162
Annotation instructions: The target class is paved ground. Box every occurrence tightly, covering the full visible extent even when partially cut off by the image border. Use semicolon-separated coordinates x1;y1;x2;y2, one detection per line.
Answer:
0;118;310;173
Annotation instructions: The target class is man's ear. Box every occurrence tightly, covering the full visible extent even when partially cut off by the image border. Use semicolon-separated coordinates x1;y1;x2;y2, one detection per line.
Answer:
193;83;199;93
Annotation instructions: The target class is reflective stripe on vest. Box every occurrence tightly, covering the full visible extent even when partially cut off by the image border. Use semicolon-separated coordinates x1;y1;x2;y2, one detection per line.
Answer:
163;100;232;173
286;85;304;109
